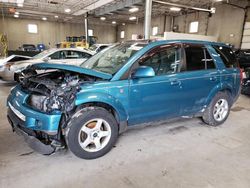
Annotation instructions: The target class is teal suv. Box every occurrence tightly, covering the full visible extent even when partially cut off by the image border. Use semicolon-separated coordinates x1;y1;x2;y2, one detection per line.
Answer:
7;40;241;159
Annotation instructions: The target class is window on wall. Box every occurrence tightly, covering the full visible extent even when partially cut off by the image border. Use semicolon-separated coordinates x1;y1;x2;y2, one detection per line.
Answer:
120;31;125;39
28;24;38;34
88;29;93;36
189;21;199;33
152;26;158;36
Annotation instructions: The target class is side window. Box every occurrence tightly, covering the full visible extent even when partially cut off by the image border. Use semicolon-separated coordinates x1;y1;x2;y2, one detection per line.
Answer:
63;51;91;59
81;52;92;59
184;45;215;71
49;51;62;59
65;51;81;59
139;45;181;76
99;46;108;51
212;45;238;68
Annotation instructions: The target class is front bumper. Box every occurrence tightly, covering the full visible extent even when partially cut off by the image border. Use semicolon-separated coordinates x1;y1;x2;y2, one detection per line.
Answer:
7;108;55;155
7;86;62;134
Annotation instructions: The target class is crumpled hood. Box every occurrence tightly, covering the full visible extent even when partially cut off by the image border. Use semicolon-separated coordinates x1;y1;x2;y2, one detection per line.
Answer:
31;63;112;80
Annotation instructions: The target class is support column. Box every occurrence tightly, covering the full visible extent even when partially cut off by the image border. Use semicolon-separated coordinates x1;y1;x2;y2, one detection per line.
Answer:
144;0;152;39
84;13;88;44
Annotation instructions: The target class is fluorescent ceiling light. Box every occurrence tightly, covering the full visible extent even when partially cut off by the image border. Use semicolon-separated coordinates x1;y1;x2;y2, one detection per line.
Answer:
170;7;181;11
42;17;47;21
112;21;116;24
129;16;137;21
54;15;58;18
100;17;106;21
14;14;19;18
129;7;139;13
211;7;216;13
17;0;24;7
65;8;71;13
214;0;223;2
122;23;126;26
15;12;19;15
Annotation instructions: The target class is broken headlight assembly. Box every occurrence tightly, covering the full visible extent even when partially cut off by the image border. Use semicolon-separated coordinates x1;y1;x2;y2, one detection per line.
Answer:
27;84;79;113
24;72;81;113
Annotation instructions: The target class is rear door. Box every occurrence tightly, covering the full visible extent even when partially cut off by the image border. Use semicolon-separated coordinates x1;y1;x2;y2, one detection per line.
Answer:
212;45;240;98
179;44;221;116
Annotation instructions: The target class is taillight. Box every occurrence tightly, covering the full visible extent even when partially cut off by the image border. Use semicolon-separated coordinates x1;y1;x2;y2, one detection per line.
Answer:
4;63;12;70
240;69;244;84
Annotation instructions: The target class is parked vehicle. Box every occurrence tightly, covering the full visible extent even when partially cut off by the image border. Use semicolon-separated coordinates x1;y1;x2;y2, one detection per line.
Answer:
0;54;31;66
241;78;250;95
235;49;250;69
7;40;241;159
0;55;31;83
88;43;112;53
0;48;93;82
19;44;37;51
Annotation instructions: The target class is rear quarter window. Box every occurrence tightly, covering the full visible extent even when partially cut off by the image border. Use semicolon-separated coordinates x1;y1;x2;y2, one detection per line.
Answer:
212;45;238;68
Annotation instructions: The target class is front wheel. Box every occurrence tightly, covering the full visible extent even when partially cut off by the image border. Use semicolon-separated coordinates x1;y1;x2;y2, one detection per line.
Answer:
66;107;118;159
202;92;231;126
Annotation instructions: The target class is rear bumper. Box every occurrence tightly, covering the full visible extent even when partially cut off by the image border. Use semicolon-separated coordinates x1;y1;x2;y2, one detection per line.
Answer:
7;108;55;155
0;68;14;81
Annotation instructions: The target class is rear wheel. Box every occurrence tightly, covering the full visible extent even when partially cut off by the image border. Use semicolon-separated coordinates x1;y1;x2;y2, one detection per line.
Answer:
66;107;118;159
202;92;231;126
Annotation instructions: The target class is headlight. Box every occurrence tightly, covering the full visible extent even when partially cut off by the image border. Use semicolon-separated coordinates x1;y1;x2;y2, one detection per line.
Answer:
27;94;47;111
27;94;62;112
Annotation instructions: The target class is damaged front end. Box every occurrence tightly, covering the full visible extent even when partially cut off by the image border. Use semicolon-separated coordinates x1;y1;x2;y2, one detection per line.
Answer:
8;64;104;155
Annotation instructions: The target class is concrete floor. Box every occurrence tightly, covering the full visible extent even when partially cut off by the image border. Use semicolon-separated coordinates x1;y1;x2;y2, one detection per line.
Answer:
0;86;250;188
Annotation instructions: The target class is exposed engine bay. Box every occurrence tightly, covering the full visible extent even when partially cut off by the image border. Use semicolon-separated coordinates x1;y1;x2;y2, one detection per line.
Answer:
15;66;97;113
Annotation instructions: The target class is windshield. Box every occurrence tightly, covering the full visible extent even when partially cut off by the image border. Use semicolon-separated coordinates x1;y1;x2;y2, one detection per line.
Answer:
33;49;55;59
81;42;147;74
89;44;98;51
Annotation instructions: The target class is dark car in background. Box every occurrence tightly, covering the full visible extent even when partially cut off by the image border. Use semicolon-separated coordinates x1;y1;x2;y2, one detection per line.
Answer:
19;44;37;51
242;78;250;95
236;49;250;69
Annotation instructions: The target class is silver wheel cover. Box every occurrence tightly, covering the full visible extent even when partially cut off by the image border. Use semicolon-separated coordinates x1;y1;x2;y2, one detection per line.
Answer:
213;99;229;122
78;118;111;152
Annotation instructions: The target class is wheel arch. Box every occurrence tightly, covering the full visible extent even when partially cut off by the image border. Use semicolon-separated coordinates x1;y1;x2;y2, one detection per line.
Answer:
74;92;128;133
205;83;234;107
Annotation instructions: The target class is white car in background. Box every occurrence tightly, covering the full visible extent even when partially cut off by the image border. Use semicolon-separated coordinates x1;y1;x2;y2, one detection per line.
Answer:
88;44;113;54
0;48;94;82
0;55;31;66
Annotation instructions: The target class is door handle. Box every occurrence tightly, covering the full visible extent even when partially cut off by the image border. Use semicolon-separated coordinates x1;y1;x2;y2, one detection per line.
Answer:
170;80;181;86
210;76;217;81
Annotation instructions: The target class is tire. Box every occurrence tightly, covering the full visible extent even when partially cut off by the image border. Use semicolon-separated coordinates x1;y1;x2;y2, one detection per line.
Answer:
65;107;118;159
202;92;231;126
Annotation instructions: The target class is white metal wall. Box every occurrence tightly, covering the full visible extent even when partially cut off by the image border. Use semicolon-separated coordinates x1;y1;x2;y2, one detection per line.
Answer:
241;22;250;49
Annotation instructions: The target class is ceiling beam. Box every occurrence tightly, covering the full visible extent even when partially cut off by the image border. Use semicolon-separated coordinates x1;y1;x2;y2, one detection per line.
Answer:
95;0;143;16
73;0;114;16
153;0;213;13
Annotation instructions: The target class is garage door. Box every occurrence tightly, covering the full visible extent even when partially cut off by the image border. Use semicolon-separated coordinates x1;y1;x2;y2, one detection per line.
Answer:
241;22;250;49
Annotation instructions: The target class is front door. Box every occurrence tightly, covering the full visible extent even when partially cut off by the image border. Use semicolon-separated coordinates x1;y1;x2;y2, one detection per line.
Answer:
128;43;184;125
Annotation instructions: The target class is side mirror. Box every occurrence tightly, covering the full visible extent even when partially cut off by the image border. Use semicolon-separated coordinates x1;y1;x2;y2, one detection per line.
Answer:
132;66;155;79
42;57;51;62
